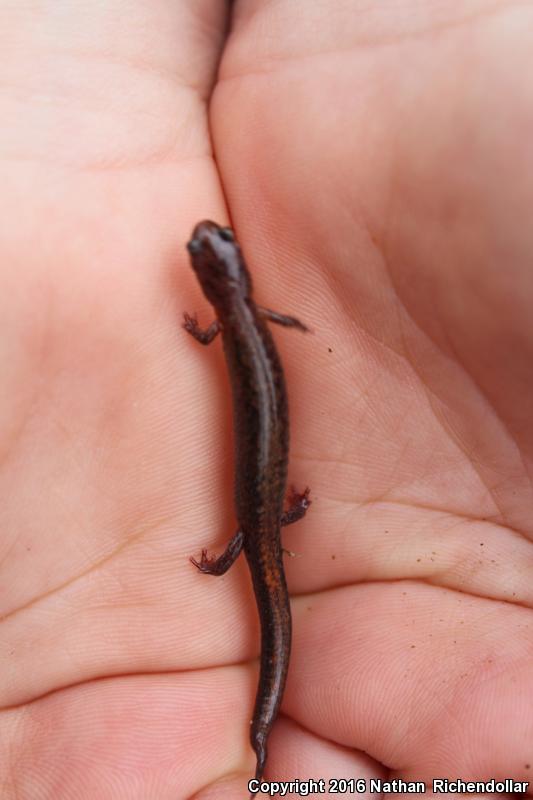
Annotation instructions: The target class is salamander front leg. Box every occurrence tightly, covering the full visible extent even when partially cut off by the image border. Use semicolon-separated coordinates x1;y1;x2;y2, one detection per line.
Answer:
190;529;244;575
257;307;308;333
281;487;311;526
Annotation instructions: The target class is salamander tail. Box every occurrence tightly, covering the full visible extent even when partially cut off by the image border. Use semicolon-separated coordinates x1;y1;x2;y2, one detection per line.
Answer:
248;732;266;798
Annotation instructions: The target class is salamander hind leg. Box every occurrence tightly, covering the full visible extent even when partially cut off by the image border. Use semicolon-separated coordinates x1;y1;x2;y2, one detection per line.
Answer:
281;486;311;527
183;312;221;345
190;529;244;575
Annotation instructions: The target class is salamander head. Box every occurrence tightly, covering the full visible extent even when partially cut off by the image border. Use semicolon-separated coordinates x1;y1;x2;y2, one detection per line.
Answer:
186;220;253;307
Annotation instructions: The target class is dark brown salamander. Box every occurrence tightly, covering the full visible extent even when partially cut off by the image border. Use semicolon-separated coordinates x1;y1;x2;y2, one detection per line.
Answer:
184;220;310;789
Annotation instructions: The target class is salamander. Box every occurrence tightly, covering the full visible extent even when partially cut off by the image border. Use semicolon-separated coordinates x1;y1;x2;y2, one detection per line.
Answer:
183;220;310;791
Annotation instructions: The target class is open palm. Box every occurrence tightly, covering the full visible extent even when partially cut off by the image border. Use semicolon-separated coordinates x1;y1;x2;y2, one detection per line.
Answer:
2;2;532;798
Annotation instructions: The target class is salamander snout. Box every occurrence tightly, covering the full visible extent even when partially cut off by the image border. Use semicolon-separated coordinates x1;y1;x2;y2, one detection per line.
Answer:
186;220;252;304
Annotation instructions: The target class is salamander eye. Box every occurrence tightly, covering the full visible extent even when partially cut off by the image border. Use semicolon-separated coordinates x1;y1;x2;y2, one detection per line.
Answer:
219;227;235;242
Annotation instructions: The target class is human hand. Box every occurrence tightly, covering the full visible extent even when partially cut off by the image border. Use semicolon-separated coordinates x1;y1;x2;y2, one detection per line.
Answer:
2;2;532;798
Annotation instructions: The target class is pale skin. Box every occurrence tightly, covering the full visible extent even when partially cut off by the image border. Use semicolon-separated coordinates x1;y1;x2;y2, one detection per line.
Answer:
1;1;532;798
